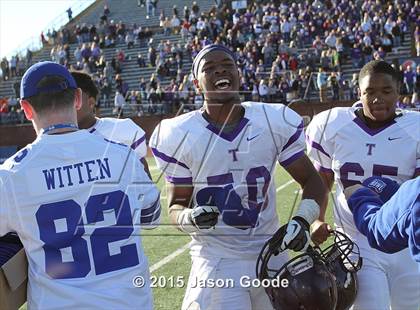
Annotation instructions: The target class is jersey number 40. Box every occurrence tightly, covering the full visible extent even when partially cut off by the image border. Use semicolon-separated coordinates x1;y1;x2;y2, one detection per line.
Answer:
196;166;271;230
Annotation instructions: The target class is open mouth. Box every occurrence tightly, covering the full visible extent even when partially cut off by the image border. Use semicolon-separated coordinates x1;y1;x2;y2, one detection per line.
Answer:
214;78;232;90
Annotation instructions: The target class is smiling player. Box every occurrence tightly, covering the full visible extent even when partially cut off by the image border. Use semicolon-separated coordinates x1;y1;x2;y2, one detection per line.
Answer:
150;44;327;310
307;60;420;309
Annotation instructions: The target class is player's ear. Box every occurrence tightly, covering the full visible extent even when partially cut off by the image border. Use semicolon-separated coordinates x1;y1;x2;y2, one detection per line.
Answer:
20;99;34;120
74;88;82;111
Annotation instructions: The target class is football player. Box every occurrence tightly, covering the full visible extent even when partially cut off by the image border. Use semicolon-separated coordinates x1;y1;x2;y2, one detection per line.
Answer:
306;60;420;309
150;44;327;310
0;62;160;308
71;71;150;178
345;176;420;264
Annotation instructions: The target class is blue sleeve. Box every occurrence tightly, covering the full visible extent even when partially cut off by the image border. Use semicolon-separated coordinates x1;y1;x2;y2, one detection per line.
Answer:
348;179;419;255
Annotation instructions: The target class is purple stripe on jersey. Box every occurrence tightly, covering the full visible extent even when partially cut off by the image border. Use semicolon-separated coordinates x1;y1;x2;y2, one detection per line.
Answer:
141;198;161;217
281;121;304;152
306;135;331;158
279;150;305;167
165;175;193;184
314;161;334;174
151;148;190;170
352;117;396;136
131;134;146;150
89;128;96;133
141;203;161;224
207;172;234;185
205;117;250;142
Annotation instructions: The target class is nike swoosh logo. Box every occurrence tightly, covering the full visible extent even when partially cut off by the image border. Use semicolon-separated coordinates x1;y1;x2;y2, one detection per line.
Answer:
388;137;401;141
247;134;260;141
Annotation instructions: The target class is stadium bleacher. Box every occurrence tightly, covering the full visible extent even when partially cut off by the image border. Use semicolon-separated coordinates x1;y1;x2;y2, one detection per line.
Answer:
0;0;418;122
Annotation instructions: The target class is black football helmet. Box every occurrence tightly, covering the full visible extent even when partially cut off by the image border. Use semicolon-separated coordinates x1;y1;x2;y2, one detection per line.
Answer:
319;230;362;310
256;225;338;310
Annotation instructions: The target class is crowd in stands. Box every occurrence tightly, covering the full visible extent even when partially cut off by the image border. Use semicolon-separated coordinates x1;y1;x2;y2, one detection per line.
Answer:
1;0;420;124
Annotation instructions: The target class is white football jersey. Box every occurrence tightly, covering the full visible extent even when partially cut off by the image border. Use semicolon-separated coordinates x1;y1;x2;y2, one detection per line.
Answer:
0;130;160;309
150;102;305;259
306;107;420;233
87;117;147;159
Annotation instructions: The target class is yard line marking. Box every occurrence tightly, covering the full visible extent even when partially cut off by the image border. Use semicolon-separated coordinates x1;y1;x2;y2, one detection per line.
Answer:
276;180;295;192
150;243;190;273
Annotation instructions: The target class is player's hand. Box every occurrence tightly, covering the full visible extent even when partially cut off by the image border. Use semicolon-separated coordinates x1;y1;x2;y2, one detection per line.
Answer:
280;217;311;252
310;220;332;245
190;205;219;229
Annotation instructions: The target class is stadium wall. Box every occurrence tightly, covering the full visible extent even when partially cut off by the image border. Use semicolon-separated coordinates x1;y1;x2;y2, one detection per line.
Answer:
0;101;353;150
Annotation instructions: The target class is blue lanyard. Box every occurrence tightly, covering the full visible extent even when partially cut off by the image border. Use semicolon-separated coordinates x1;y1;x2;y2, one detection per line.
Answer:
41;123;78;135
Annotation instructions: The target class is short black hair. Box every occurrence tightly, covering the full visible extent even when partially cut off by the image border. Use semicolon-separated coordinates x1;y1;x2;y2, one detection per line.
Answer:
26;76;76;113
358;60;400;84
70;71;99;99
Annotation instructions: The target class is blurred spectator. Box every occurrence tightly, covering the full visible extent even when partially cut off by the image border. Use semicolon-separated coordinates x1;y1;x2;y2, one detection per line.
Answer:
351;43;363;68
26;48;33;67
40;32;48;46
13;81;20;99
103;5;110;17
9;56;17;77
114;90;125;117
162;17;171;36
148;47;157;67
115;74;129;97
126;31;135;49
317;68;328;103
191;1;200;19
0;98;9;114
350;73;359;100
328;72;340;101
1;58;10;81
137;54;146;68
81;44;91;61
66;7;73;21
171;15;181;34
403;66;416;95
258;79;269;102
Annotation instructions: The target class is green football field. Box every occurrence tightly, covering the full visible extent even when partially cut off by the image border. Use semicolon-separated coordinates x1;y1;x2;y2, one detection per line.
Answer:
20;156;335;310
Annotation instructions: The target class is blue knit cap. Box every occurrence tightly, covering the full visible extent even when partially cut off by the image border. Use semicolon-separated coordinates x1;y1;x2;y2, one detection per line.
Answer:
192;44;236;79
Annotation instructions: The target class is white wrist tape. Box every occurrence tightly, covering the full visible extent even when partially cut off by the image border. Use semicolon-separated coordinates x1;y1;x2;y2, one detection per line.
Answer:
295;199;320;224
177;208;199;234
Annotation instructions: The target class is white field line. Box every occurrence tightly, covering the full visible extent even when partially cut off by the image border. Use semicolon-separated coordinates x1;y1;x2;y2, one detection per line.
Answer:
149;243;190;273
276;179;295;192
149;180;294;273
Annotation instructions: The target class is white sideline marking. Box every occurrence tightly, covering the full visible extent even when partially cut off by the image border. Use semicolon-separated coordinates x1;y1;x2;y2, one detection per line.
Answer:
276;180;295;192
150;243;190;273
150;179;295;273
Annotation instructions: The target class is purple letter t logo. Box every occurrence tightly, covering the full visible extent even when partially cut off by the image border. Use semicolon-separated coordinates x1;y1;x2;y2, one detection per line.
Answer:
228;148;239;162
366;143;376;156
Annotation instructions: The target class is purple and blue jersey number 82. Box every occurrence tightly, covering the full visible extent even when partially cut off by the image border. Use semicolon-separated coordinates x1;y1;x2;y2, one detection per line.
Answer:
36;190;139;279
